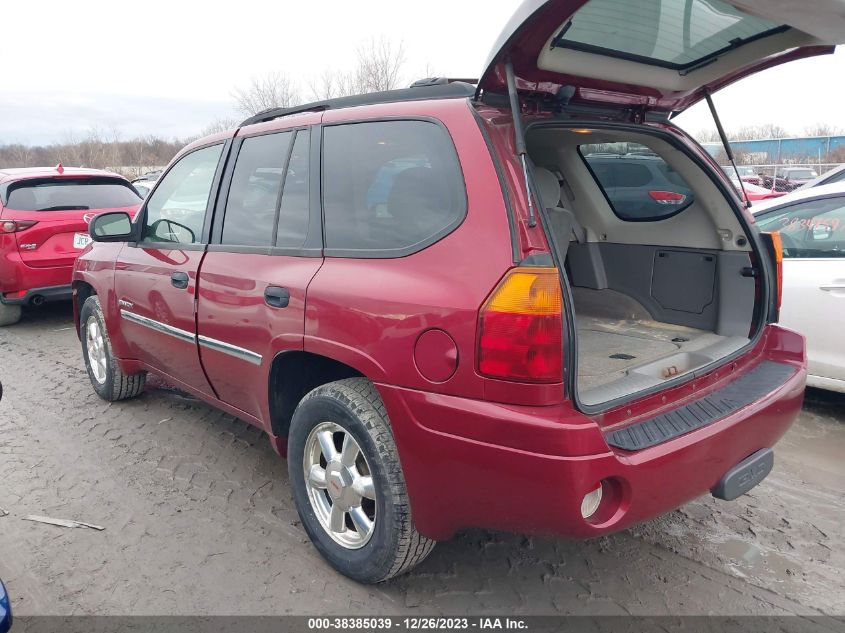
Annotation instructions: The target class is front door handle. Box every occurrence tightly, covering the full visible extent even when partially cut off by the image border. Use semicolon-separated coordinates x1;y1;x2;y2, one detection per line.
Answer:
264;286;290;308
820;284;845;292
171;271;189;289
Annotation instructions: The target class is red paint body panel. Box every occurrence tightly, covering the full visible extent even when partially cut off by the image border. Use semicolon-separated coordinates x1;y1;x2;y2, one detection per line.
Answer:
197;252;323;420
113;245;214;396
382;325;805;541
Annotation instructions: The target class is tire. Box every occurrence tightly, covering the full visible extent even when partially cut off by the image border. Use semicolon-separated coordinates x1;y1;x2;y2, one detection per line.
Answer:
288;378;435;583
0;303;22;327
80;295;146;401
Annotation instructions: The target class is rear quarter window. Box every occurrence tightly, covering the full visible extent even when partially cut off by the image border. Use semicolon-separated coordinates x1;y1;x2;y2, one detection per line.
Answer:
322;120;466;257
580;144;695;222
4;177;141;211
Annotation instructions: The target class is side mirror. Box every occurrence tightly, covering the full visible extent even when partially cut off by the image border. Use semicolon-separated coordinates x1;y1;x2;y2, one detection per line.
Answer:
811;224;833;241
0;578;11;633
90;212;135;242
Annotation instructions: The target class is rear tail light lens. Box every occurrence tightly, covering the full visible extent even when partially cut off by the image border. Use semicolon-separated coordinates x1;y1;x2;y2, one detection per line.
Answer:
0;220;37;233
478;267;563;383
769;231;784;311
649;191;687;205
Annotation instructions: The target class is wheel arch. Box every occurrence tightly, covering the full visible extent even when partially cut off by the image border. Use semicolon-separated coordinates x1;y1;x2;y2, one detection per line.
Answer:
72;280;97;338
268;350;365;438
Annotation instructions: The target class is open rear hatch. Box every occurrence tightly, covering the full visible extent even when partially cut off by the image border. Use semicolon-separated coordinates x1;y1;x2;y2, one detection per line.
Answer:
477;0;840;420
478;0;845;114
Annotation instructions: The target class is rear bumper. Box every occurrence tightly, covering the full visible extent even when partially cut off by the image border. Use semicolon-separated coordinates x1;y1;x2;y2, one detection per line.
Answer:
380;325;806;541
0;284;72;306
1;248;73;305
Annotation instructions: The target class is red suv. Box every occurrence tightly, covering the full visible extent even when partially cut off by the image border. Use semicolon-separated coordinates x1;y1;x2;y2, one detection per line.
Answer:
0;166;141;325
73;0;842;583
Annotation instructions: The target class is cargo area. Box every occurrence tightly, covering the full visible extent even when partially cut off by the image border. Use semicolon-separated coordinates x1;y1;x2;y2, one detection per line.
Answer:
573;287;747;405
527;125;761;407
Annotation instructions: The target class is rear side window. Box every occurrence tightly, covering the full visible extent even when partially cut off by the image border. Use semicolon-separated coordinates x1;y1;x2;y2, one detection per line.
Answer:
322;120;465;257
221;131;293;247
5;178;141;211
580;144;695;222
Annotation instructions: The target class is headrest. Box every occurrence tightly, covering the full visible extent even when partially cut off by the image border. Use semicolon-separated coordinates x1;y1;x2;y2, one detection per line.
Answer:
534;168;561;209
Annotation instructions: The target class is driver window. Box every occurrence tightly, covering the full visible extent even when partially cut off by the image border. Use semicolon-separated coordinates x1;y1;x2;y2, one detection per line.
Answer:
757;196;845;259
142;144;224;244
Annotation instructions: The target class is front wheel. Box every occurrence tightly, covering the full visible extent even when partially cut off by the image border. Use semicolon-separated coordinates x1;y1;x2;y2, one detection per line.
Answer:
288;378;435;583
80;295;146;401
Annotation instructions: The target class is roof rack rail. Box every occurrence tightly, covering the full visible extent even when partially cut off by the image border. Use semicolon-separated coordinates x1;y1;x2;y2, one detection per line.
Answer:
239;81;476;127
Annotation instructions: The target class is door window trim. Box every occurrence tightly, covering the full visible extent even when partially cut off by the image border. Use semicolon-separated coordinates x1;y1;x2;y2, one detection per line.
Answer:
130;140;231;251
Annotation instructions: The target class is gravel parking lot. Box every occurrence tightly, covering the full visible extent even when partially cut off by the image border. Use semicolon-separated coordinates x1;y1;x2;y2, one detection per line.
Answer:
0;303;843;616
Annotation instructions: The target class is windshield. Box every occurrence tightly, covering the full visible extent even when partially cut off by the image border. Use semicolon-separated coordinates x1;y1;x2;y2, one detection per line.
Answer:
5;177;141;211
553;0;785;70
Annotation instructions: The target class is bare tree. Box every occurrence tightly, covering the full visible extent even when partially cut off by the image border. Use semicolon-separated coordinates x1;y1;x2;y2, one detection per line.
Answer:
804;122;844;137
694;128;721;143
232;71;301;116
732;123;792;141
355;36;407;92
201;117;240;136
308;69;361;101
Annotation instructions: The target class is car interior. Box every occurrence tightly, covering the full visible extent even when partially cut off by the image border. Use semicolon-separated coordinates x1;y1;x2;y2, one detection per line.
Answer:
527;126;759;406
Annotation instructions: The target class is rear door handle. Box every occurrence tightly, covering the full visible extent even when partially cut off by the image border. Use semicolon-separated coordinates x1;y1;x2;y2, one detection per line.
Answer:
264;286;290;308
820;285;845;292
171;271;189;289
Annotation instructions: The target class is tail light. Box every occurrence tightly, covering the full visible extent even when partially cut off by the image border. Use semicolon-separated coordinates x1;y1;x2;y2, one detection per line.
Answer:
478;267;563;383
769;231;784;311
649;191;686;205
760;231;783;323
0;220;37;233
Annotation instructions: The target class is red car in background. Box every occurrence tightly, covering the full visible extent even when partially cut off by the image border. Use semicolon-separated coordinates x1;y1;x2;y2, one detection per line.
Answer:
728;175;788;204
0;166;141;326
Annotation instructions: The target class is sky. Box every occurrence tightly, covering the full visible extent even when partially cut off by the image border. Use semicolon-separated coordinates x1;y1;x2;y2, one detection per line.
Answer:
0;0;843;145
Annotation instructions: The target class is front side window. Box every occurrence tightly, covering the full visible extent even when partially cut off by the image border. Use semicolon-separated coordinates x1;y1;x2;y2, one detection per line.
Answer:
581;144;695;221
221;132;292;247
143;144;223;244
756;196;845;259
322;120;465;256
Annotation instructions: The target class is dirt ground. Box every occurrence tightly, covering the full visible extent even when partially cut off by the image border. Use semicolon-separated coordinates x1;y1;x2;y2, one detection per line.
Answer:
0;303;843;616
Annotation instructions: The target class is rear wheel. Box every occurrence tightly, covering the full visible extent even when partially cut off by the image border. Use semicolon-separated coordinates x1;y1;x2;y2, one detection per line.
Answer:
81;295;146;401
288;378;435;583
0;303;22;327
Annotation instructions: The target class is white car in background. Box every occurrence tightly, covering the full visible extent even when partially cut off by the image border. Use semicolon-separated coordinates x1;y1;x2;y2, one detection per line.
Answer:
754;182;845;392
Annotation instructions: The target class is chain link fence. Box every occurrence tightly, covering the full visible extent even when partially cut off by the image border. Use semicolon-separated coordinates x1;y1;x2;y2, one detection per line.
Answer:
724;163;843;193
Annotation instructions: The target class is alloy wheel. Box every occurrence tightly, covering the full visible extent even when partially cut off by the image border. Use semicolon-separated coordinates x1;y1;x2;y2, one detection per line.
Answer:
86;317;108;385
303;421;377;549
